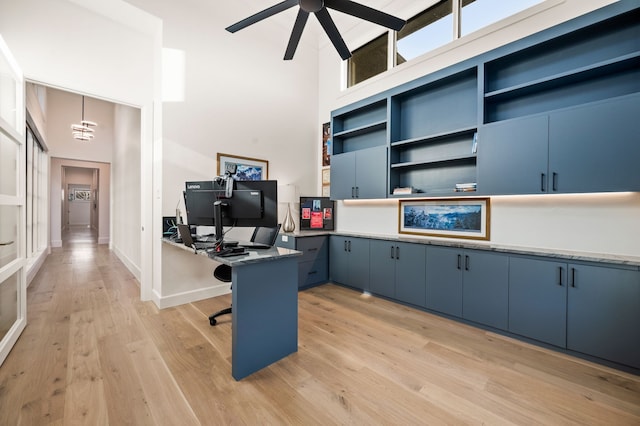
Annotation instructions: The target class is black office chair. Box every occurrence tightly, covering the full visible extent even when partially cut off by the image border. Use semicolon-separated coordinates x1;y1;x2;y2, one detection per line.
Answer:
209;224;281;326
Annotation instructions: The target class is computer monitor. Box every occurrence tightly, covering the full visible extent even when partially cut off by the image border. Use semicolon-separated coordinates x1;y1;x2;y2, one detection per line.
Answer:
183;179;278;245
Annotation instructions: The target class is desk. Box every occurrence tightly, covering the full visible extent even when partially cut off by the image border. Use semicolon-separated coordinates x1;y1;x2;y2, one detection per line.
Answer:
163;239;302;380
214;247;301;380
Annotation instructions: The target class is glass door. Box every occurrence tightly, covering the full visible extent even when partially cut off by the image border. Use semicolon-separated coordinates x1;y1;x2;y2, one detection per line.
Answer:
0;35;26;366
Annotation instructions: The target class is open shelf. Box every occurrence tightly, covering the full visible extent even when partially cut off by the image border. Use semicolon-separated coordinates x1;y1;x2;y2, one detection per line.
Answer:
392;153;476;170
333;120;386;139
391;126;477;148
485;52;640;102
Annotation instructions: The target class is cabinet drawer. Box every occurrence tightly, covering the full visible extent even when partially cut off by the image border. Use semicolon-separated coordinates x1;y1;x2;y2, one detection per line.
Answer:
276;234;296;249
296;237;328;262
299;259;328;288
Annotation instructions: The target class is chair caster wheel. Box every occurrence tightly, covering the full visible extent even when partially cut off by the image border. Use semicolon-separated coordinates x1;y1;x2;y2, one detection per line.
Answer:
209;317;217;326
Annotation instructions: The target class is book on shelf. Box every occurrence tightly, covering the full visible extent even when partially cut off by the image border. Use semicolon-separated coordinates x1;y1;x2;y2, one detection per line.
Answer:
393;187;418;195
455;182;477;192
471;132;478;154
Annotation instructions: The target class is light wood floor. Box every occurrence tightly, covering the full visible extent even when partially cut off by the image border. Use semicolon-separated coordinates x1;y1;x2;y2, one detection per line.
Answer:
1;238;639;425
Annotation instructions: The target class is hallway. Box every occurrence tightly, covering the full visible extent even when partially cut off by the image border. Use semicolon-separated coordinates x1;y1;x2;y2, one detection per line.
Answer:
62;225;98;245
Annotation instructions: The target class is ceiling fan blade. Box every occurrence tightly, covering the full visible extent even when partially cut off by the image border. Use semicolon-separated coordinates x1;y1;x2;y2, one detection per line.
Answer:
325;0;406;31
284;10;310;60
226;0;298;33
315;8;352;60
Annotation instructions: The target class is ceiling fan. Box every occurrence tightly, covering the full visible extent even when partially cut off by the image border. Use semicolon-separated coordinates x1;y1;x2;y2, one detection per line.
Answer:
226;0;406;60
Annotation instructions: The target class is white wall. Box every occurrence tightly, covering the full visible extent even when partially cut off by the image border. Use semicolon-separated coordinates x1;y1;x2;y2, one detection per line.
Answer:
317;0;640;258
46;88;115;163
112;104;142;279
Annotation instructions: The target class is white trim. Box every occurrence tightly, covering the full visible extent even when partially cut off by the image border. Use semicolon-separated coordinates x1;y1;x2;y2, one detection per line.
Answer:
114;245;142;282
154;284;231;310
26;249;47;286
0;317;26;366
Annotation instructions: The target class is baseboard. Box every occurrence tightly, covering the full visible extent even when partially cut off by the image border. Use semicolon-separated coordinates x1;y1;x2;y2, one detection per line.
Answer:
26;249;48;287
113;246;141;282
51;240;62;248
98;237;110;245
155;284;230;309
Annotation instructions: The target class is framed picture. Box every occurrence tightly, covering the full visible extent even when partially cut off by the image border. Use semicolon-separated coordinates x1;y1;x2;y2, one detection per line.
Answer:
217;153;268;181
321;168;330;184
399;198;490;240
322;122;331;167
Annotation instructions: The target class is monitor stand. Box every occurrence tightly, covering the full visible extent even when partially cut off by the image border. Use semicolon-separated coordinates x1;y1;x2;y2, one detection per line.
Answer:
212;201;245;256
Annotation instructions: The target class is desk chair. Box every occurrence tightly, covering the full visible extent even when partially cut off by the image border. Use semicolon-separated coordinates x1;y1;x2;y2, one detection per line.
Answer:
209;224;281;326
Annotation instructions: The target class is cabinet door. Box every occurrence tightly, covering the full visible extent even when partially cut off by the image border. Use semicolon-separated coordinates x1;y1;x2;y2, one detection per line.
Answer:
477;115;549;195
426;246;463;317
462;251;509;330
549;94;640;193
395;242;426;308
348;238;370;291
369;240;396;298
329;237;349;285
330;152;356;200
354;146;387;199
567;264;640;369
509;257;567;347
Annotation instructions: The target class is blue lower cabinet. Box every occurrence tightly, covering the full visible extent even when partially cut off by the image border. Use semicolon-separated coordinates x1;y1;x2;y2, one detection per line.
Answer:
510;256;640;369
509;257;568;348
276;235;328;289
369;240;426;307
329;236;370;291
567;264;640;369
426;246;509;330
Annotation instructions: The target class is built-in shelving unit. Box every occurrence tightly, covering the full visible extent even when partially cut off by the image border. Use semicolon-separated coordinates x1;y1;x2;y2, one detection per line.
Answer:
388;68;478;197
483;7;640;123
329;1;640;200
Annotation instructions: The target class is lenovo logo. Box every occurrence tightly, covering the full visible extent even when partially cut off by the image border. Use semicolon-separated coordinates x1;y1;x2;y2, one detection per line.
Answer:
186;184;201;189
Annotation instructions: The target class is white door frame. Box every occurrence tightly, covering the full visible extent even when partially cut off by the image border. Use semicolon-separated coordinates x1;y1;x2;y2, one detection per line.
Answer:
0;35;26;366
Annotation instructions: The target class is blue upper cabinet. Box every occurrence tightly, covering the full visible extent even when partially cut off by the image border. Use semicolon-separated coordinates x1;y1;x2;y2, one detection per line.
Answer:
331;99;388;200
330;1;640;199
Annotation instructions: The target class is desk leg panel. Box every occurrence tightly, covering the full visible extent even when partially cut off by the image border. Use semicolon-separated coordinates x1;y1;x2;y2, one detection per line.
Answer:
231;257;298;380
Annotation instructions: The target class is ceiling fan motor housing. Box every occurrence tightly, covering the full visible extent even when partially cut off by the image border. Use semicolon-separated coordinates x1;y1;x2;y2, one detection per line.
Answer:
300;0;324;13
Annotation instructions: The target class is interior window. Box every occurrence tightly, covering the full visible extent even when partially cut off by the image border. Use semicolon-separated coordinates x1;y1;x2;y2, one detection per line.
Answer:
396;0;453;65
347;33;388;87
461;0;544;36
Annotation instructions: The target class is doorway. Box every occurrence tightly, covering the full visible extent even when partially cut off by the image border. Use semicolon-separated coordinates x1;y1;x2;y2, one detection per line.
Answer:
62;166;100;245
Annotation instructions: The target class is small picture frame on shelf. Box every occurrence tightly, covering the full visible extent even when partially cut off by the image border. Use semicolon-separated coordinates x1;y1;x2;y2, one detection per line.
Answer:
399;197;490;240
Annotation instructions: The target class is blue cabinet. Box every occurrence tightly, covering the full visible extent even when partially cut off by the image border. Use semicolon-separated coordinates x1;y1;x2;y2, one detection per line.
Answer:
426;246;463;317
426;246;509;330
477;115;549;195
509;256;640;369
331;99;388;200
509;257;568;347
478;94;640;194
329;236;370;291
548;94;640;193
567;264;640;369
276;235;329;289
369;240;426;307
330;147;387;200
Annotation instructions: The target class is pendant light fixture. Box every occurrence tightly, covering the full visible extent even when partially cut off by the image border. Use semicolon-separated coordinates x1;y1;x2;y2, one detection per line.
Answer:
71;95;97;141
